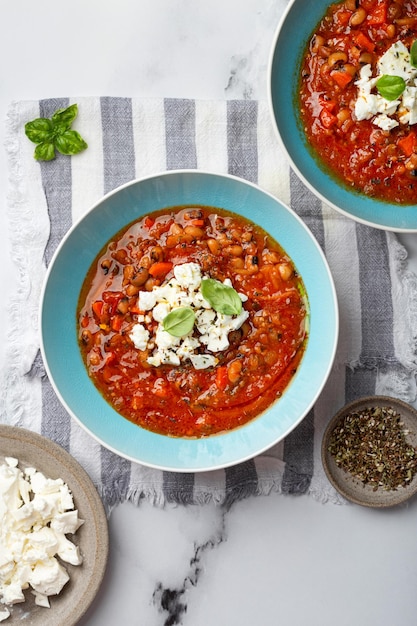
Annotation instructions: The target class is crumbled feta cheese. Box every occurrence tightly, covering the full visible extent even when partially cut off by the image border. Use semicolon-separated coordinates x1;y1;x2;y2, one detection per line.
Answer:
189;354;218;369
373;113;399;131
377;41;417;82
32;591;50;608
129;262;248;370
28;558;69;597
399;86;417;124
152;302;171;323
130;323;150;351
50;510;83;535
354;42;417;130
138;290;157;311
174;262;201;290
0;459;83;619
0;609;10;622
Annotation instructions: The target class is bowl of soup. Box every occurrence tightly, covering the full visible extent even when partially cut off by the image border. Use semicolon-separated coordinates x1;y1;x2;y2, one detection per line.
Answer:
268;0;417;232
40;170;338;472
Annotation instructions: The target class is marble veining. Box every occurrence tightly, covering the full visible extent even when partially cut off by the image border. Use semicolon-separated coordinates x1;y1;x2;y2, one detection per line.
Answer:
152;511;226;626
152;510;226;626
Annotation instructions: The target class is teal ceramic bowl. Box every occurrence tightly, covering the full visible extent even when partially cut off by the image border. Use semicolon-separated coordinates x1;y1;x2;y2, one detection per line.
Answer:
268;0;417;233
40;171;338;472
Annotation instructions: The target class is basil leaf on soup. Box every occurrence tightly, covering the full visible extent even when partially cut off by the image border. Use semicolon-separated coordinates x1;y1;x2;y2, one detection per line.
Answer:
201;278;242;316
376;75;406;101
163;307;196;337
411;40;417;68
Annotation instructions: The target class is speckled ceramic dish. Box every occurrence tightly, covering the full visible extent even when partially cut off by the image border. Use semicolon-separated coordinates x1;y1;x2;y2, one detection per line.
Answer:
322;397;417;508
40;170;338;472
0;424;108;625
268;0;417;232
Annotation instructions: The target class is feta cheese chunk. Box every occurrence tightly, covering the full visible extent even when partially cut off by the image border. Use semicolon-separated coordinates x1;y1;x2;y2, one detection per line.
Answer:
174;262;201;290
354;42;417;130
129;323;150;351
129;262;249;370
373;114;399;131
28;558;69;597
0;459;83;619
377;41;417;83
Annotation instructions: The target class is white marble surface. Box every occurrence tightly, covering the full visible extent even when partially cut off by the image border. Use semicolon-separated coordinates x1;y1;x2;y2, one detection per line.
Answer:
2;1;417;625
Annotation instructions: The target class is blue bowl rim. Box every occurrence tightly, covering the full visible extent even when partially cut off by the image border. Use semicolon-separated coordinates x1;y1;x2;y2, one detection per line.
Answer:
267;0;417;234
39;169;339;472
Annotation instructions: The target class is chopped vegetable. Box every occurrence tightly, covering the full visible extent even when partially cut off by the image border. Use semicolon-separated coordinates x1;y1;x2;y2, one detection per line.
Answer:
148;261;173;277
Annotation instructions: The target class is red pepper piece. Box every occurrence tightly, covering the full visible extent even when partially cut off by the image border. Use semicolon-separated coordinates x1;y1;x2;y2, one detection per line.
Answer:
354;32;375;53
398;132;417;157
215;366;229;391
148;262;173;277
319;108;338;129
367;2;387;25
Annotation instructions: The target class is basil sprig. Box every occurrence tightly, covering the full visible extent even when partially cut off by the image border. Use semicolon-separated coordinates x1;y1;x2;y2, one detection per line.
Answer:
201;278;242;316
163;307;195;337
376;75;406;101
411;40;417;68
25;104;88;161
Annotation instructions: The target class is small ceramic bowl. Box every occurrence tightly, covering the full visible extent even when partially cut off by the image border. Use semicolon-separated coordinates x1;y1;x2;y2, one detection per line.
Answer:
322;396;417;508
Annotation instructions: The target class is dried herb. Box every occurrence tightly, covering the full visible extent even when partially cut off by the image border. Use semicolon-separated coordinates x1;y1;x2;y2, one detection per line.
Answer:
328;406;417;491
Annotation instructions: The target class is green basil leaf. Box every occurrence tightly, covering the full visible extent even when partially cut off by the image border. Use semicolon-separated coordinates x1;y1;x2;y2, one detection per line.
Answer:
55;130;88;156
163;307;196;337
411;40;417;68
25;103;88;160
34;142;56;161
24;118;54;144
376;74;406;101
201;278;242;316
51;104;79;132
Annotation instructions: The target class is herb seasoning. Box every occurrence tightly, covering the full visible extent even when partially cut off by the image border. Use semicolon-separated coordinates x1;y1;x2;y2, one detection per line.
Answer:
328;406;417;492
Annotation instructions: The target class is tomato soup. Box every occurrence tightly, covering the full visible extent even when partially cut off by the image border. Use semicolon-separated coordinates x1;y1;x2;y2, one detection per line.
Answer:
77;206;308;438
299;0;417;204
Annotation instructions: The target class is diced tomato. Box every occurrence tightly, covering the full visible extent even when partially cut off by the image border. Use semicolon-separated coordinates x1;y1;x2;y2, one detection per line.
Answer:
92;300;104;318
354;32;375;53
153;378;170;398
398;132;417;157
336;9;352;26
367;2;387;25
102;291;124;314
111;315;124;332
361;0;378;10
319;97;336;113
130;303;144;315
215;366;229;391
105;352;117;366
319;108;338;129
144;216;155;228
81;313;90;328
331;69;354;89
191;219;205;227
148;261;173;277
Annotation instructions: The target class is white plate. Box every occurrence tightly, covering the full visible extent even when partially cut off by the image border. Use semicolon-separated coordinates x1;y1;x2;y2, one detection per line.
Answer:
0;424;108;625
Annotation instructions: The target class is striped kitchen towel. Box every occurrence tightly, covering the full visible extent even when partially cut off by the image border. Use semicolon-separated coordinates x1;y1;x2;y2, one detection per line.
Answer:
2;96;417;511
